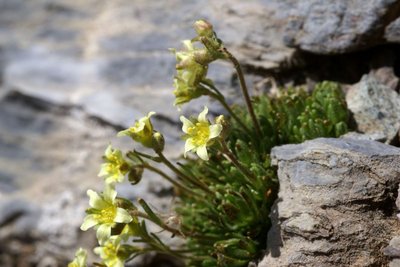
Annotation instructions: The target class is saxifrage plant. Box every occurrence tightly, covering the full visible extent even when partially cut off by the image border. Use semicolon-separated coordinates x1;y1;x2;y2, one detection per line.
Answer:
69;19;349;267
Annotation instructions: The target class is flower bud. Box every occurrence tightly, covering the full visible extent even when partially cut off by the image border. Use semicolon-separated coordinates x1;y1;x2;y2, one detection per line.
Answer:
128;166;144;185
152;132;165;153
194;19;214;37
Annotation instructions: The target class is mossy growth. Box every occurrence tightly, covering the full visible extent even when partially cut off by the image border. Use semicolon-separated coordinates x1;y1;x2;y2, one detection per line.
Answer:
176;81;349;266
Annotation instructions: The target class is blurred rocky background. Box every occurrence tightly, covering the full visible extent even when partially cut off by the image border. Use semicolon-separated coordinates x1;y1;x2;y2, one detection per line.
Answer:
1;0;400;266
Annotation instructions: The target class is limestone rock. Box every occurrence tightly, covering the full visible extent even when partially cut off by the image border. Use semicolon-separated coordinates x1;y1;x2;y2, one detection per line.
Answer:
346;75;400;144
281;0;400;54
259;138;400;267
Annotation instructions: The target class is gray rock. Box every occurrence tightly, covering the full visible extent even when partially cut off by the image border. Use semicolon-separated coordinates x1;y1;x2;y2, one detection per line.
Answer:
384;236;400;258
281;0;400;54
259;138;400;267
385;18;400;43
390;259;400;267
346;75;400;144
0;198;41;240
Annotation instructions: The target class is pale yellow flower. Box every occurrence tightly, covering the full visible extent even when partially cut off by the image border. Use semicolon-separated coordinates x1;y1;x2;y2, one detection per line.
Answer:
118;112;155;148
80;185;132;244
98;145;129;184
94;236;125;267
68;248;87;267
172;40;208;106
180;106;222;160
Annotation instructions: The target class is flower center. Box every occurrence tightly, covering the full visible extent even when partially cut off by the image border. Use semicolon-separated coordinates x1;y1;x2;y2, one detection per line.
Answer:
98;206;117;224
188;122;210;146
103;242;118;259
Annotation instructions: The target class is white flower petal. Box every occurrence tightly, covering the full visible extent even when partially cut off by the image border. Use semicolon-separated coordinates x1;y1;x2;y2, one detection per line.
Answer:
198;106;208;122
87;190;108;209
133;121;145;132
180;116;194;133
114;208;132;224
104;144;113;157
147;111;156;118
98;163;109;177
196;146;209;161
105;173;124;184
80;215;98;231
93;247;103;257
103;184;117;203
114;260;124;267
184;139;196;157
209;124;223;139
182;40;193;51
96;224;112;244
117;128;130;137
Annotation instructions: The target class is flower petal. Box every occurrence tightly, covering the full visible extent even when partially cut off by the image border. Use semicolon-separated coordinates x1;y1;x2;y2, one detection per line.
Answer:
105;174;124;184
114;208;132;224
87;190;108;209
180;116;194;133
103;184;117;203
133;121;145;133
98;163;109;177
80;215;98;231
96;224;112;244
196;145;209;161
147;111;156;118
114;260;124;267
104;144;113;157
184;139;196;157
209;124;223;139
182;40;193;51
198;106;208;122
93;247;103;257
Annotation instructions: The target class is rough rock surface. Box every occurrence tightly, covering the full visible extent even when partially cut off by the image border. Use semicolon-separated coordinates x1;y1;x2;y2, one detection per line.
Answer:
346;75;400;144
281;0;400;54
258;138;400;267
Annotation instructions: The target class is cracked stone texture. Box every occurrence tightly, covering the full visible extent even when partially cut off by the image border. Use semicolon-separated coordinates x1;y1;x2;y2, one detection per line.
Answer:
258;137;400;267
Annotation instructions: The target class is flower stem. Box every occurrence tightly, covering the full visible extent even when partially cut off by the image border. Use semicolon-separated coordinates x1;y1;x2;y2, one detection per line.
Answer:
220;139;256;182
143;163;202;198
203;86;252;135
129;210;183;238
156;151;212;194
222;48;262;138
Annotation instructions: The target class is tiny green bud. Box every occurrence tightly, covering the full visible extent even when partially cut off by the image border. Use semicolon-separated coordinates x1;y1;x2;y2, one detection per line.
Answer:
194;19;214;37
128;166;144;185
152;132;165;153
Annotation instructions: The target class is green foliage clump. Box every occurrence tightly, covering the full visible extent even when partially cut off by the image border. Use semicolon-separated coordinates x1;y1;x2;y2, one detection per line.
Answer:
176;81;349;266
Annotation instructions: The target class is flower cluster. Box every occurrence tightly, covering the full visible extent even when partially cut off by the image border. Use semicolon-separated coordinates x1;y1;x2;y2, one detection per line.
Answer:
171;20;227;107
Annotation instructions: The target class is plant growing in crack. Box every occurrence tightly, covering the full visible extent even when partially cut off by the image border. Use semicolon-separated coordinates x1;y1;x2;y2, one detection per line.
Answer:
69;20;349;267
